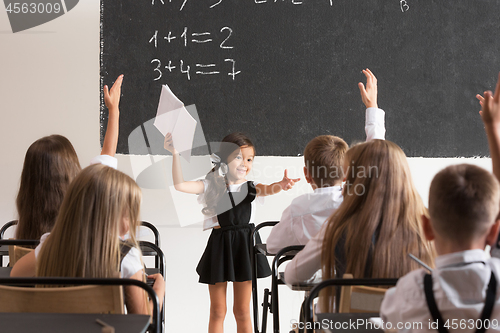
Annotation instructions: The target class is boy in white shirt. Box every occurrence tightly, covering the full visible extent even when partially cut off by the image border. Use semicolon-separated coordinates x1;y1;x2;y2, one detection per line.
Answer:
265;135;347;255
380;163;500;333
266;68;385;255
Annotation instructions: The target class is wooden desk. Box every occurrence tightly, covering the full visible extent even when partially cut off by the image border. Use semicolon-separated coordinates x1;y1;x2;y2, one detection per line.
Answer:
0;312;150;333
314;313;383;333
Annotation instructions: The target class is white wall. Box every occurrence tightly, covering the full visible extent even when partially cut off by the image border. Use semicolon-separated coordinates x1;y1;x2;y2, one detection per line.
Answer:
0;2;493;332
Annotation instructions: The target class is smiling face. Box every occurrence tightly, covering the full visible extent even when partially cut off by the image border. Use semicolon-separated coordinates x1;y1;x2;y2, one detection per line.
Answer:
226;145;255;184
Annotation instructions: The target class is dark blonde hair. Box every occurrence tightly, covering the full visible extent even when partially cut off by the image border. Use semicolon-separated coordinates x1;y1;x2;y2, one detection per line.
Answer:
37;164;142;278
320;140;435;311
304;135;348;187
429;164;500;243
203;132;254;216
16;135;81;241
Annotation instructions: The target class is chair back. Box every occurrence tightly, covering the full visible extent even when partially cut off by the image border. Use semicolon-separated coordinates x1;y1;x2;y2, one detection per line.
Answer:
0;284;124;314
0;220;18;239
339;274;387;313
8;245;33;266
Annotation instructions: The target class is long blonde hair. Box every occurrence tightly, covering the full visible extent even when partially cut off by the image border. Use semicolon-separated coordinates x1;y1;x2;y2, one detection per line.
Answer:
37;164;142;278
320;140;435;311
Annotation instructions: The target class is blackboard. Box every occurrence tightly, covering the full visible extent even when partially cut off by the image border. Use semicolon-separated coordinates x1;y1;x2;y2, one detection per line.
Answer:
100;0;500;157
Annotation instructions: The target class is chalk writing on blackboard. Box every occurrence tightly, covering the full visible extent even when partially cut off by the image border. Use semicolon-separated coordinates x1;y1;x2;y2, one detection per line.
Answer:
151;0;333;10
254;0;333;5
150;59;241;81
149;26;239;82
210;0;222;9
149;27;233;49
400;0;409;12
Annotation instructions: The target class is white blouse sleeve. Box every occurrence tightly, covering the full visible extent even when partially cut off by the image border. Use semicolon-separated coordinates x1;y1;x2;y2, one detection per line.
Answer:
283;223;325;285
34;232;51;258
365;107;385;141
121;247;144;279
89;155;118;169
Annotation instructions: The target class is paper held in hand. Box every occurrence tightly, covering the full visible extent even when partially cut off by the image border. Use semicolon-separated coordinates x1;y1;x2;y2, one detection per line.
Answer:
153;84;197;162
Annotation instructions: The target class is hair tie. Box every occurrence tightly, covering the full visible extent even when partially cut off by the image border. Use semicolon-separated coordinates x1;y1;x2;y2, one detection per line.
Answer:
210;153;221;166
210;153;228;176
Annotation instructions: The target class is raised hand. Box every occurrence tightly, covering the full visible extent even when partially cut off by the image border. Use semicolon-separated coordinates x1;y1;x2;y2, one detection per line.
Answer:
279;169;301;191
164;132;177;153
480;72;500;125
104;74;123;113
358;68;378;108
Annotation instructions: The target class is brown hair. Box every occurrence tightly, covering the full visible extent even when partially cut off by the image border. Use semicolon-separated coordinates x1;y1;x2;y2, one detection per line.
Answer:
37;164;142;278
304;135;348;187
203;132;255;216
429;164;500;243
16;135;81;241
320;140;435;311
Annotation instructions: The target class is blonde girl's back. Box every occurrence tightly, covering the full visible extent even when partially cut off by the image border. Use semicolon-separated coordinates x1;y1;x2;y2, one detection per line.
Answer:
16;135;81;241
321;139;435;311
36;163;142;278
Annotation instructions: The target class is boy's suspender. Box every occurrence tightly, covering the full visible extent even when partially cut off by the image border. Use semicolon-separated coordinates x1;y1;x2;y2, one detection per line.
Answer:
423;271;497;333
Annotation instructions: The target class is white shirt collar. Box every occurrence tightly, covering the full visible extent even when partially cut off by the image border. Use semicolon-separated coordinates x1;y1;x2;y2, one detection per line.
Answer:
312;185;342;194
435;249;490;269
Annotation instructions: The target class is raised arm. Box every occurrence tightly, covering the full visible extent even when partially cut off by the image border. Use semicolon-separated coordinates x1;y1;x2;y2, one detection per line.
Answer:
255;169;300;197
164;133;205;194
359;69;385;141
478;72;500;181
101;75;123;156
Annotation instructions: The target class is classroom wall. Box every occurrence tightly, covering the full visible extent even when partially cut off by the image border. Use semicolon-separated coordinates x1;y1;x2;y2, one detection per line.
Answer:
0;2;493;332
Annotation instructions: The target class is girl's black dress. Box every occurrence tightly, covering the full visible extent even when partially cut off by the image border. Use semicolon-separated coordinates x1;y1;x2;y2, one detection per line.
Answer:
196;181;272;284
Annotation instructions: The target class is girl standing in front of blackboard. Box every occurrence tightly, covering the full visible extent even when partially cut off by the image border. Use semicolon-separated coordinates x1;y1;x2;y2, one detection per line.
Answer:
164;132;300;333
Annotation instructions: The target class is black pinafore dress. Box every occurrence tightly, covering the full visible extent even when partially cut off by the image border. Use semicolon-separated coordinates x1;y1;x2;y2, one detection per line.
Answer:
196;181;272;284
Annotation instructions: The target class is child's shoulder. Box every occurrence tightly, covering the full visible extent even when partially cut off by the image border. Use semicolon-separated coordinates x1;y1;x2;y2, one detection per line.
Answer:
290;186;343;209
388;268;428;300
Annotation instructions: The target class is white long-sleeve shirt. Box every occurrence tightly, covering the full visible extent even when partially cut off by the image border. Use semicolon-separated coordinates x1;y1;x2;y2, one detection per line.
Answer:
266;186;343;255
283;107;385;285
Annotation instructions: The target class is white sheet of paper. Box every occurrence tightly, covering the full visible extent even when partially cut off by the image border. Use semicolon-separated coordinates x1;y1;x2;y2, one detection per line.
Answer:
153;84;197;162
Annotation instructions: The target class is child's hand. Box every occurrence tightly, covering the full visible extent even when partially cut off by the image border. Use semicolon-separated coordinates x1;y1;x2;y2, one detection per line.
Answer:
164;133;177;154
476;93;486;118
148;273;166;301
279;169;300;191
358;68;378;108
104;74;124;114
480;73;500;125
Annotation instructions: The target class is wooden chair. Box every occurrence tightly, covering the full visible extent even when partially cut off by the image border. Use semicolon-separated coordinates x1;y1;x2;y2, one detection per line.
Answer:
8;245;33;266
0;277;161;333
302;277;398;333
0;284;124;314
338;274;387;313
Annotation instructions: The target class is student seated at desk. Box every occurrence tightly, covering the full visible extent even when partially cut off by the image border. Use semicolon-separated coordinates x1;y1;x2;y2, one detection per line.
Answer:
266;69;384;255
381;75;500;331
284;139;435;312
11;164;165;315
380;164;500;332
14;75;124;243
